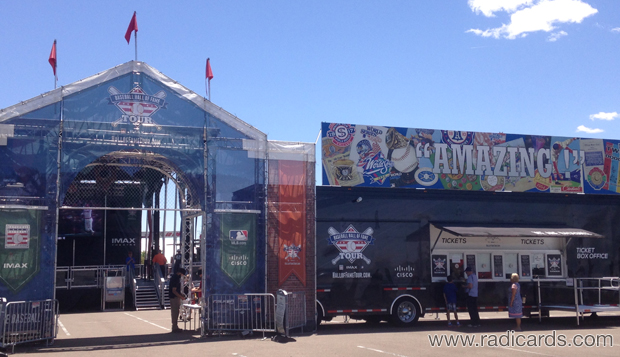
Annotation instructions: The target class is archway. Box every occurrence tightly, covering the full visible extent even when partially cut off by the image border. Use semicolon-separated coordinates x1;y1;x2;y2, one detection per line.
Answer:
55;150;204;311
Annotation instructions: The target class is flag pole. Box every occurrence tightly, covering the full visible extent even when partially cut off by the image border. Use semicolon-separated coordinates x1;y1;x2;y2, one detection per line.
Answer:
54;40;57;89
134;18;138;61
135;31;138;61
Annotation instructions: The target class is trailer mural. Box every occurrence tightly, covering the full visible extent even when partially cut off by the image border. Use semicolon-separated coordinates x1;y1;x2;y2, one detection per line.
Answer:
321;122;618;195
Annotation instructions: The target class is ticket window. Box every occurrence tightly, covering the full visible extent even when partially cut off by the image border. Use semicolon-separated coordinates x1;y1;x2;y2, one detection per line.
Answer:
504;253;518;279
449;254;463;280
477;253;492;279
532;253;546;277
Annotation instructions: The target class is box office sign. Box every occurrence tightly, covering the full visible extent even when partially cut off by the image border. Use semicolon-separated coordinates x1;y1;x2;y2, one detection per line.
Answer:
219;213;256;286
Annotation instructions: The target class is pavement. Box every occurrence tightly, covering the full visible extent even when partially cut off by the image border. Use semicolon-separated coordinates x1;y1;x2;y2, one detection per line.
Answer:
11;309;620;356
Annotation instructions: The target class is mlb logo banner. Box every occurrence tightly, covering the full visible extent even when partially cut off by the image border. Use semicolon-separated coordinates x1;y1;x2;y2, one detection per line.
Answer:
229;230;248;245
5;224;30;249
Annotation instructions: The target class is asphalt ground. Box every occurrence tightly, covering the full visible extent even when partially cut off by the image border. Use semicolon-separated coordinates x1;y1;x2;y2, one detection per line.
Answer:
11;309;620;356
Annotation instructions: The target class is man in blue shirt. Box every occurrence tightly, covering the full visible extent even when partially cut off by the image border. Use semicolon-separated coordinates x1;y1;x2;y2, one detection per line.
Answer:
465;267;480;327
443;275;459;326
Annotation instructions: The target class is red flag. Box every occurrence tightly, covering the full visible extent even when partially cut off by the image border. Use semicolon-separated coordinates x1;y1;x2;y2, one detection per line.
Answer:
48;40;57;76
206;58;214;80
125;11;138;44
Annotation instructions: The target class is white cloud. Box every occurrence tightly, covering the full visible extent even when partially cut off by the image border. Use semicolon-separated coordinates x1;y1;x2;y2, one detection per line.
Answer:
612;27;620;33
467;0;598;40
577;125;603;134
547;30;567;41
589;112;618;121
468;0;534;17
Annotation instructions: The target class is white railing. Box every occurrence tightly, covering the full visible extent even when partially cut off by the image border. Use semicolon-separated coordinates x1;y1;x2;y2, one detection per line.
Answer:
55;265;126;290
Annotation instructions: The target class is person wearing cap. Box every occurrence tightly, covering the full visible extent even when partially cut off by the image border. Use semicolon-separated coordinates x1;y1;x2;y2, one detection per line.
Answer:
169;267;186;332
465;267;480;327
173;249;182;274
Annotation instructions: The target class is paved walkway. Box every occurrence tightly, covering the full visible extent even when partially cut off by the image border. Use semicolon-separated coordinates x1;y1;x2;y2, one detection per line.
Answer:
11;310;620;356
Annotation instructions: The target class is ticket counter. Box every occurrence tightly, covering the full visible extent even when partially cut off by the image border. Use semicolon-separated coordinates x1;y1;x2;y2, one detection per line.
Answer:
430;224;603;283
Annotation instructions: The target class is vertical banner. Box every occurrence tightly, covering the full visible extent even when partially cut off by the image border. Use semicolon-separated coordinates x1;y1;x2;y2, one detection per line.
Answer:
0;210;41;293
219;213;256;286
277;160;307;286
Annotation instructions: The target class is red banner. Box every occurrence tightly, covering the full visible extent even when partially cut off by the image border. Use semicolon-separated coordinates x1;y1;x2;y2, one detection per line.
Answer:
277;160;306;285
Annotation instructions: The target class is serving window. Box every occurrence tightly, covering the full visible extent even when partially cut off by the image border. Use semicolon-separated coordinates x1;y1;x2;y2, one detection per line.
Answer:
432;250;564;282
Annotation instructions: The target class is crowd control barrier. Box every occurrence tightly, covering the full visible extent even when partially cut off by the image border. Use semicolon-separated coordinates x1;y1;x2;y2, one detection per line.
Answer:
0;299;58;353
206;294;276;335
275;290;307;338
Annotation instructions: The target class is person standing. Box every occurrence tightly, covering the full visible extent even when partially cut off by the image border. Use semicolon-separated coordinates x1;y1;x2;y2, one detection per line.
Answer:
173;249;182;274
465;267;480;327
125;251;136;276
191;269;203;303
509;273;523;331
443;275;459;327
168;268;186;332
152;249;167;277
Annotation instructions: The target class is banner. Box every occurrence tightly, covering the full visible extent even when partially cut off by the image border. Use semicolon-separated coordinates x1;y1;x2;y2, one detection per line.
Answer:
0;210;41;293
321;122;620;195
219;213;256;286
277;160;307;285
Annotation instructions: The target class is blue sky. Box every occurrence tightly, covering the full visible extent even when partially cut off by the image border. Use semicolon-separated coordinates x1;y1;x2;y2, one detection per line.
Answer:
1;0;620;145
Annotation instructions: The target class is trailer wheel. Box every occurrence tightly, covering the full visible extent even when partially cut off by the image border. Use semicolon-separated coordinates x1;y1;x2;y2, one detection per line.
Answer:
390;298;419;326
317;303;324;326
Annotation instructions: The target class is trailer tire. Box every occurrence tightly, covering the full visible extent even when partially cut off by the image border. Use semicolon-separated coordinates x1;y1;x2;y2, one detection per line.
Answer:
390;298;419;326
317;303;324;326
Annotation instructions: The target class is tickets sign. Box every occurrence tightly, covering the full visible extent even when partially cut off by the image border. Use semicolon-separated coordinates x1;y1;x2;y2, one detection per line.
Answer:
321;122;620;195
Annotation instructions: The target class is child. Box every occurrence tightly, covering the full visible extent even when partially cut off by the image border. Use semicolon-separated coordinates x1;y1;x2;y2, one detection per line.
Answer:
443;275;460;326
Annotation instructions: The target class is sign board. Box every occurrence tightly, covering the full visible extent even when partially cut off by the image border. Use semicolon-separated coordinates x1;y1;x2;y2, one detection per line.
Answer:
321;122;620;195
105;277;125;303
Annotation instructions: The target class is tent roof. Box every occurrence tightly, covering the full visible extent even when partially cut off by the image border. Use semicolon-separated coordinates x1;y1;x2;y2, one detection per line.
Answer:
437;225;604;239
0;61;265;141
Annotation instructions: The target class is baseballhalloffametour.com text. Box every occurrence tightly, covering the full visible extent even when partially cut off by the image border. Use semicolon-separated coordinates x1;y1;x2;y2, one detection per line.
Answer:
428;330;613;348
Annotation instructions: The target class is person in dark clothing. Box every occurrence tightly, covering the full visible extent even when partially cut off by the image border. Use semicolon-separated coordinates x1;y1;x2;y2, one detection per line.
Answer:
443;275;459;326
173;249;182;274
168;268;186;332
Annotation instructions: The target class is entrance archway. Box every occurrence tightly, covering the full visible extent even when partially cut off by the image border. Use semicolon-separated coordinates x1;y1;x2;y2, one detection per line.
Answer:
56;150;203;311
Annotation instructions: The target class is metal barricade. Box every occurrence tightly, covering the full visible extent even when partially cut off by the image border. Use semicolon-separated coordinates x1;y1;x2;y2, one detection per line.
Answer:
0;299;59;353
284;291;306;335
206;294;276;334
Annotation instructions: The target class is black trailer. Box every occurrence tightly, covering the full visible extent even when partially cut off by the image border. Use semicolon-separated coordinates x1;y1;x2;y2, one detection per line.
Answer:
316;186;620;326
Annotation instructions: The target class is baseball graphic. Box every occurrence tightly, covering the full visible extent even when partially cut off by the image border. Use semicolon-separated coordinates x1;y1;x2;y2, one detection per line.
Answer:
391;144;418;173
132;102;144;115
386;127;418;174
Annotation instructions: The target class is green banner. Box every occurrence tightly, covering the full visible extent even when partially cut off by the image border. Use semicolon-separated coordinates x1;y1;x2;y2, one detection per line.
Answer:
0;210;41;293
219;213;256;286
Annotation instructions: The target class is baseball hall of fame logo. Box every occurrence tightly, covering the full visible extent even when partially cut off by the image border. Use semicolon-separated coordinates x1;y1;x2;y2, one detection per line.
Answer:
327;225;375;264
108;85;168;128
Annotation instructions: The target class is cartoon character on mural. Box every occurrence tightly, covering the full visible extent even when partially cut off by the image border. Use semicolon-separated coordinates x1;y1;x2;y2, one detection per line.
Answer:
551;138;579;185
